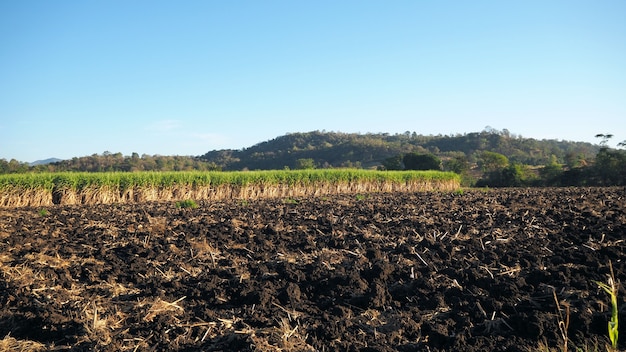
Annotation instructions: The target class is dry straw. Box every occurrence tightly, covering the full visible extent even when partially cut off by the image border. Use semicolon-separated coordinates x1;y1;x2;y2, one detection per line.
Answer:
0;335;45;352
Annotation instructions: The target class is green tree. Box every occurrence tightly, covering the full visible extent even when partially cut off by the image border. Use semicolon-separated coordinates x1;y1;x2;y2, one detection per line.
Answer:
444;154;470;174
295;158;316;169
564;152;586;169
539;155;563;186
500;163;524;187
1;159;29;173
594;148;626;186
476;151;510;187
381;155;403;170
402;153;441;170
591;134;626;185
478;151;509;173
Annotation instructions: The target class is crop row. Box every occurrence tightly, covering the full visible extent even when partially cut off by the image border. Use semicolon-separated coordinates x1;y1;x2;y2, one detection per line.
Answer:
0;170;460;207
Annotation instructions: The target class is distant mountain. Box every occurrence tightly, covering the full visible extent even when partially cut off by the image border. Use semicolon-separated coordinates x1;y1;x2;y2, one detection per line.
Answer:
199;130;600;171
29;158;63;166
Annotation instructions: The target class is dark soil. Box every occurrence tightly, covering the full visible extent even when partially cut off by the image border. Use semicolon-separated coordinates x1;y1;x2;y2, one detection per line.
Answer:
1;188;625;351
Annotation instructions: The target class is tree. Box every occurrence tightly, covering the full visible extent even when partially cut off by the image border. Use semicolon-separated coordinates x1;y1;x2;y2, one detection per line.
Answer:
444;154;470;174
402;153;441;170
595;133;614;147
0;159;9;174
478;151;509;173
594;148;626;186
500;163;524;187
476;151;510;187
590;134;626;185
295;158;316;169
3;159;29;173
564;152;586;169
539;155;564;186
381;155;403;170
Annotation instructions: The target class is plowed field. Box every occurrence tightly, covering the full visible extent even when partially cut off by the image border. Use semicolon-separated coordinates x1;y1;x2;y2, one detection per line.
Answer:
1;188;624;351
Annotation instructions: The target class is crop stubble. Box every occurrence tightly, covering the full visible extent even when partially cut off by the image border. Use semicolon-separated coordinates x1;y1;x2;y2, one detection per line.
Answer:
0;188;624;351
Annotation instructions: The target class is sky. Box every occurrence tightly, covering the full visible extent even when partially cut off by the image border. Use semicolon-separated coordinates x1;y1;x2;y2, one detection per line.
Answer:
1;1;625;163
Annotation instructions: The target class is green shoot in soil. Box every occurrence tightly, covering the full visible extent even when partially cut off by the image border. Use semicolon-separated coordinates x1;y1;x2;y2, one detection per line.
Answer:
595;261;619;350
176;199;198;209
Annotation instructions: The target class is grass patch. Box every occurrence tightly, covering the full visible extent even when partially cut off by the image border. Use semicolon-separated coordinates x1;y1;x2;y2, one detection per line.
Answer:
176;199;198;209
283;198;298;205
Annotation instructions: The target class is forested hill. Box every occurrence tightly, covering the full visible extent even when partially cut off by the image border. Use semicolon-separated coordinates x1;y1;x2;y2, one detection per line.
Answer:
0;129;601;175
199;129;599;171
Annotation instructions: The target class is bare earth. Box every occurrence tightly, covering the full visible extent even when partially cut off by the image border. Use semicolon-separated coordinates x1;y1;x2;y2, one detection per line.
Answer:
0;188;624;351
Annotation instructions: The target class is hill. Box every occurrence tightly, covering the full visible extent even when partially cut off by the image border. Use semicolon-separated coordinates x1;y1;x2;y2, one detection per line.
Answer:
199;129;599;171
29;158;63;166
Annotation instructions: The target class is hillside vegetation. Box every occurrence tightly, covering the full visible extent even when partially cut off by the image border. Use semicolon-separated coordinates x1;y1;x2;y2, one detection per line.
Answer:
199;129;598;171
3;129;624;187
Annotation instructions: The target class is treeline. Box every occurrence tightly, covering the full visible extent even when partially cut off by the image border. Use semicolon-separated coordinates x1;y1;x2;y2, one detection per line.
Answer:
0;152;219;174
467;148;624;187
199;129;598;171
379;134;625;187
377;148;626;187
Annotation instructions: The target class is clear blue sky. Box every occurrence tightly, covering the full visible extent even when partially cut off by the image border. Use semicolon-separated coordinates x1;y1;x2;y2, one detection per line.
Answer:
1;1;625;162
